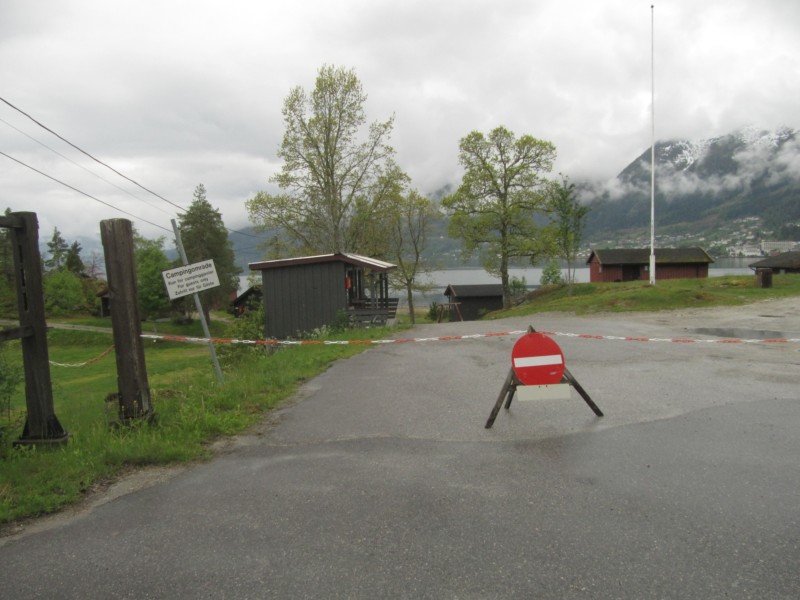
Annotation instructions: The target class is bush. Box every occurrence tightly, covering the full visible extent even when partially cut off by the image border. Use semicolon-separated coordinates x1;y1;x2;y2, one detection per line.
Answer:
510;276;528;302
540;262;564;286
0;342;23;443
218;303;268;362
427;301;444;322
44;270;86;316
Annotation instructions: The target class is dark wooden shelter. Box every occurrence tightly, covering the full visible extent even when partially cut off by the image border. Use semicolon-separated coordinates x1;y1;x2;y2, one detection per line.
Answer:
587;247;714;282
249;253;396;338
443;284;504;321
748;251;800;274
231;286;262;317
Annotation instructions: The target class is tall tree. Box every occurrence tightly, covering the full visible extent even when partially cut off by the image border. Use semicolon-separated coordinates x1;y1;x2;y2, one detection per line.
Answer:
177;184;241;317
387;190;438;324
246;64;404;256
548;176;589;287
45;227;69;271
134;234;172;320
443;126;557;308
64;241;85;275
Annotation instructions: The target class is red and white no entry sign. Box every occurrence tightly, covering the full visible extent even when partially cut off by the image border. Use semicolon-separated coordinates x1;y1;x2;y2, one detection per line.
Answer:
511;332;565;385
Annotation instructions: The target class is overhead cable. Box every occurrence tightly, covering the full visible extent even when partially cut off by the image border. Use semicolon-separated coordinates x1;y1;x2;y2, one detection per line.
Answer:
1;96;259;238
0;115;175;217
0;95;186;212
0;151;171;233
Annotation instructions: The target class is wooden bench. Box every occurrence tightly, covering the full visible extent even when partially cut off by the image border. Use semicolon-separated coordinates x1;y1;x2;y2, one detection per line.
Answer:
349;297;399;326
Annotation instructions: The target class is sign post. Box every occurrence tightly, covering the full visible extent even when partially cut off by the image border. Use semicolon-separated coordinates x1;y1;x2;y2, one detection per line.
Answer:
485;326;603;428
162;260;220;300
168;219;224;385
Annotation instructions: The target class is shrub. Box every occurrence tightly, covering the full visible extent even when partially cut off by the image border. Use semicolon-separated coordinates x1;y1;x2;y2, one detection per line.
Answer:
540;261;564;286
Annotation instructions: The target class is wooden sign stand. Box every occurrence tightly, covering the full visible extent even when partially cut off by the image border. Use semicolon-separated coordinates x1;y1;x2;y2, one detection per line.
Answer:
485;326;603;429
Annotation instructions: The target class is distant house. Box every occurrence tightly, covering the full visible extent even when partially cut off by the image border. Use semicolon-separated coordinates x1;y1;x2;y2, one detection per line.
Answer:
587;247;714;282
443;284;503;321
249;253;396;339
748;251;800;274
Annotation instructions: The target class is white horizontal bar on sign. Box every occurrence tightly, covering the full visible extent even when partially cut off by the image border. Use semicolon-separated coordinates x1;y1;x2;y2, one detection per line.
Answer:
516;384;572;402
513;354;563;369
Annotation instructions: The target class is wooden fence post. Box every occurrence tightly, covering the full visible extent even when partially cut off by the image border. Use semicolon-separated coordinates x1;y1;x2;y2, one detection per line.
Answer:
100;219;153;421
7;212;69;445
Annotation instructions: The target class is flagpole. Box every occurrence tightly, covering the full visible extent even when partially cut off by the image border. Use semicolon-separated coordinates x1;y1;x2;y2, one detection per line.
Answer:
649;4;656;285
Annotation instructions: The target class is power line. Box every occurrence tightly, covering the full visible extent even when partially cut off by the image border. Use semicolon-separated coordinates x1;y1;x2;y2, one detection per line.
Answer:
1;96;259;239
0;95;186;212
0;150;172;233
0;116;176;217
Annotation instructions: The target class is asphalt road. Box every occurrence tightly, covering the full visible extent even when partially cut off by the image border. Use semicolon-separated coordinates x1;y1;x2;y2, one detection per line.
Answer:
2;299;799;599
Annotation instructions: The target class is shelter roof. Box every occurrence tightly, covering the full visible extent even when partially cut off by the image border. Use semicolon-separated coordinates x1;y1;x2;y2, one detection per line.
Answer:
587;247;714;265
444;284;504;298
232;286;261;304
748;251;800;270
249;252;396;272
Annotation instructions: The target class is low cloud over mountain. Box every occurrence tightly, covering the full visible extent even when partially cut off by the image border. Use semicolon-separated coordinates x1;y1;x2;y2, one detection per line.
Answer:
581;126;800;238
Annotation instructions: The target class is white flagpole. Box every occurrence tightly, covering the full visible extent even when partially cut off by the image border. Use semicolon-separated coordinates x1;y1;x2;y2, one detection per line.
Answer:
649;4;657;285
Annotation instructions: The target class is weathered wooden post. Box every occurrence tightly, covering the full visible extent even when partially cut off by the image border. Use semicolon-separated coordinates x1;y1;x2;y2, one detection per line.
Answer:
5;212;69;445
100;219;153;421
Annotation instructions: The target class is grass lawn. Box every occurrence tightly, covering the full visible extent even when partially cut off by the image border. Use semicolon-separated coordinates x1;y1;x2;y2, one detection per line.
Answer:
488;274;800;317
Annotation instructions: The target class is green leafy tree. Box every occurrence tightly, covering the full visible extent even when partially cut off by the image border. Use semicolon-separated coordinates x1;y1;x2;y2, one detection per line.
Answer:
177;184;241;318
387;190;438;324
540;261;565;286
45;227;69;271
43;270;84;315
246;64;404;256
135;234;172;320
64;241;85;275
548;176;589;287
443;126;557;308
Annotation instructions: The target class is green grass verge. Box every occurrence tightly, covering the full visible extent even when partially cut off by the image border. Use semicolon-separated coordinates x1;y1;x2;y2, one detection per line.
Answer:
488;274;800;318
0;321;395;525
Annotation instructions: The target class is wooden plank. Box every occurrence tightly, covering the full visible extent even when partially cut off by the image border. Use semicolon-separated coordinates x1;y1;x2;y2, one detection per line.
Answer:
0;325;32;342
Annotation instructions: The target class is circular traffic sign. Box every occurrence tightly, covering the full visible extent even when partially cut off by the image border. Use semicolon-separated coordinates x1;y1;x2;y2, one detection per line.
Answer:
511;332;565;385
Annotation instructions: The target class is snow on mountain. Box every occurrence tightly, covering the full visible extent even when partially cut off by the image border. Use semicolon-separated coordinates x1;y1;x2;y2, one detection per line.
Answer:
584;125;800;238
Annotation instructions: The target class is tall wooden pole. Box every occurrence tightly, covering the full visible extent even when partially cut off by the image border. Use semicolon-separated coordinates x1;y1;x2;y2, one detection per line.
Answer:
100;219;153;421
9;212;69;444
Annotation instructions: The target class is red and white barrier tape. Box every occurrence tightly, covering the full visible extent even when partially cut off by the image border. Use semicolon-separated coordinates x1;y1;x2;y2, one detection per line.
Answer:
50;345;116;367
139;331;800;346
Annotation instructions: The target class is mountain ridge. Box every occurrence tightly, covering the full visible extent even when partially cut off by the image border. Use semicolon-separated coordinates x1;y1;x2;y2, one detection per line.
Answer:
582;125;800;244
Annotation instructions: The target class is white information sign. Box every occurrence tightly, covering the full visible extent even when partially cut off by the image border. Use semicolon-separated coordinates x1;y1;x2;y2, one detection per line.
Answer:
162;259;220;300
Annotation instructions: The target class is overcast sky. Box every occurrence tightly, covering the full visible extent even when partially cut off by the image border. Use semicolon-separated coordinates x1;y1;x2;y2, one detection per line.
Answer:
1;0;798;249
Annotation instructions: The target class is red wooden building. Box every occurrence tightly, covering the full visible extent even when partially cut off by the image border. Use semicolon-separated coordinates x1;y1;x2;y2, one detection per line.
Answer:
587;247;714;282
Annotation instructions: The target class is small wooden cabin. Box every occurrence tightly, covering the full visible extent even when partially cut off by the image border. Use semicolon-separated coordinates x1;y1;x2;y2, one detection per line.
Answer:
249;253;396;339
443;284;504;321
587;247;714;282
749;251;800;274
231;286;262;317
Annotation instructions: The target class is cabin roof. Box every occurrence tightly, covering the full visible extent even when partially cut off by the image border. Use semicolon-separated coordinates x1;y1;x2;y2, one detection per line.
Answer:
587;247;714;265
249;252;396;272
749;250;800;270
443;284;504;298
